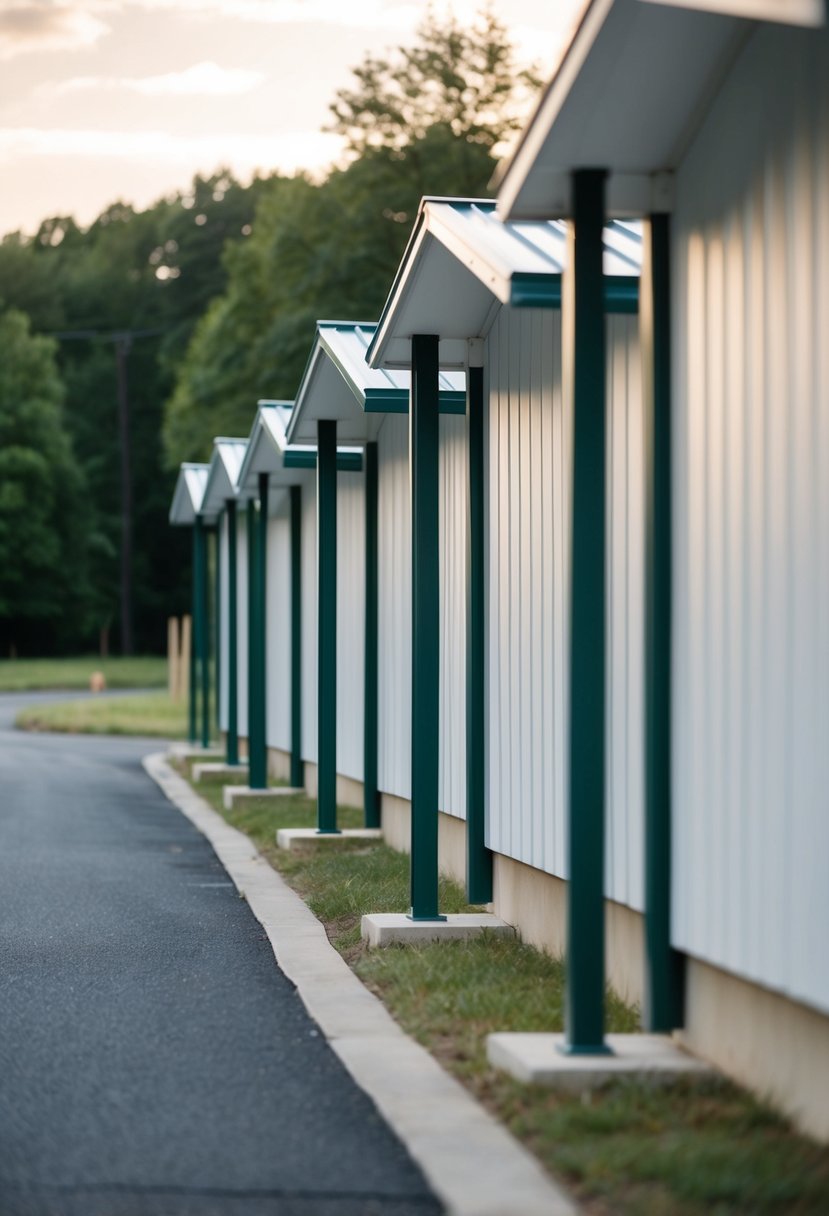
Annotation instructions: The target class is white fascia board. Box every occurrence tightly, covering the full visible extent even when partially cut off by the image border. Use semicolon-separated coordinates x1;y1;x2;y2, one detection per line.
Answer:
367;217;430;369
639;0;824;24
425;206;515;306
496;0;614;221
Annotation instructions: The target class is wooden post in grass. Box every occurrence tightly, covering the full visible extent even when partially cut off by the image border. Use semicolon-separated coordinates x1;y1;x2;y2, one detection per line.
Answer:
181;614;192;723
168;617;180;701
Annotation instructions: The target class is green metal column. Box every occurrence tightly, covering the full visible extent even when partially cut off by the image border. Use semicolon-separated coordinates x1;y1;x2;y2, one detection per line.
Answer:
226;500;239;766
188;526;198;745
363;441;380;829
248;491;267;790
317;419;339;833
290;485;303;790
643;213;685;1031
410;334;444;920
195;514;210;750
466;362;492;903
564;168;610;1055
213;523;221;736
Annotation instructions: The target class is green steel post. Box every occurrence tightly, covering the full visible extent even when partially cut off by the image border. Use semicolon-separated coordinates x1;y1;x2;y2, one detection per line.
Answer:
643;213;685;1030
363;441;380;828
564;168;610;1055
226;500;239;766
289;485;303;789
214;523;221;736
188;525;198;744
466;364;492;903
249;471;267;787
410;334;444;920
248;495;267;789
200;518;211;750
317;420;339;833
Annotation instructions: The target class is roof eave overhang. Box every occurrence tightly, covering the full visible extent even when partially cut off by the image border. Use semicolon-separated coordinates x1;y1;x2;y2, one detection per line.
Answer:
495;0;773;221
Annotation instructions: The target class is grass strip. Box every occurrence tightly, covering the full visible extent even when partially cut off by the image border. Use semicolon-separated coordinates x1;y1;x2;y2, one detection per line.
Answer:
0;655;168;691
183;768;829;1215
16;691;186;737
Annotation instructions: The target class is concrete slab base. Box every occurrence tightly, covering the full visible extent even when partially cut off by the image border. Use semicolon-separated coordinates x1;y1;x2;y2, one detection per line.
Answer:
276;827;383;850
223;785;303;811
362;912;515;948
487;1033;714;1090
169;744;224;761
192;761;249;783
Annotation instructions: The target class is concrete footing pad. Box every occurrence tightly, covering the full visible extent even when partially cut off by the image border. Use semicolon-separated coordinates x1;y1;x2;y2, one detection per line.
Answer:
147;751;575;1216
277;826;383;850
169;744;224;761
487;1033;713;1090
192;761;248;782
362;912;515;948
224;785;303;811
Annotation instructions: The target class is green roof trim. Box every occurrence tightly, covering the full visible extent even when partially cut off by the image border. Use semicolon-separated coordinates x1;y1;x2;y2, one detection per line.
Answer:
510;273;563;308
283;449;364;472
364;388;409;414
604;277;639;314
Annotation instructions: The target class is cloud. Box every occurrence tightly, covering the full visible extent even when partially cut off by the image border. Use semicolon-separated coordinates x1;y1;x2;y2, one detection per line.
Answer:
51;61;266;98
0;2;110;60
137;0;421;29
0;125;344;175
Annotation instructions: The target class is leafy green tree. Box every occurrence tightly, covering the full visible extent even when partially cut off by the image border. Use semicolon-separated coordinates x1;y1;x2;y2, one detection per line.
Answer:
0;309;95;655
329;4;540;159
163;8;541;465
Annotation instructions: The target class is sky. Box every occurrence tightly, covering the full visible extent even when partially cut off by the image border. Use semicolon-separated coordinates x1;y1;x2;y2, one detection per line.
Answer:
0;0;583;239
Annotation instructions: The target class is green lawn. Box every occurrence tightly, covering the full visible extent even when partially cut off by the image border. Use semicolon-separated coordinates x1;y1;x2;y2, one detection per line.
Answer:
0;655;168;691
15;691;186;737
188;771;829;1216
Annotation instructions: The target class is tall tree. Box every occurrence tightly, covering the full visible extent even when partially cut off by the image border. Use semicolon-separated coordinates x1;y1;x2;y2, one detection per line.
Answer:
163;8;541;466
329;4;540;159
0;309;94;655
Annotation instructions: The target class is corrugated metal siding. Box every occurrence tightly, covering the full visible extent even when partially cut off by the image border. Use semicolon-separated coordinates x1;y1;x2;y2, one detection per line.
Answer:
265;502;291;753
439;415;468;819
301;477;317;764
377;414;411;800
337;471;366;783
671;24;829;1014
218;511;229;732
485;307;569;876
484;305;645;910
605;315;645;910
236;510;248;739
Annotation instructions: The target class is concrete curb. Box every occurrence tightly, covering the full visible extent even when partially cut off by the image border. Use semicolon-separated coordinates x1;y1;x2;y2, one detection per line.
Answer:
143;752;576;1216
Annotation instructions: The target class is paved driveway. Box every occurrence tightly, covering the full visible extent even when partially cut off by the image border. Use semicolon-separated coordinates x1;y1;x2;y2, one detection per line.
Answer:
0;696;441;1216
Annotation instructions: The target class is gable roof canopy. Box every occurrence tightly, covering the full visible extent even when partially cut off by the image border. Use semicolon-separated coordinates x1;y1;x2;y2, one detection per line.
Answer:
286;320;466;445
237;400;363;509
169;463;208;526
495;0;824;220
200;438;248;524
368;197;642;370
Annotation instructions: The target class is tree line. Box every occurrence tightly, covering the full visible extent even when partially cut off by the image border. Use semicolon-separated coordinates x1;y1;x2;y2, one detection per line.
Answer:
0;8;538;657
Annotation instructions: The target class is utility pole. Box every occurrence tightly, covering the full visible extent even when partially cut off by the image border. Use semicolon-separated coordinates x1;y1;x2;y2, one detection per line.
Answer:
114;334;134;656
51;326;163;656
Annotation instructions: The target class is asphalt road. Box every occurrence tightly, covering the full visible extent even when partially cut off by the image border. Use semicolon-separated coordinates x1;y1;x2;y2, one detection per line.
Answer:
0;695;442;1216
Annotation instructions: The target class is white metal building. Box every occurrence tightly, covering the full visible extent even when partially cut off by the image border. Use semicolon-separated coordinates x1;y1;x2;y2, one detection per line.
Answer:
496;0;829;1140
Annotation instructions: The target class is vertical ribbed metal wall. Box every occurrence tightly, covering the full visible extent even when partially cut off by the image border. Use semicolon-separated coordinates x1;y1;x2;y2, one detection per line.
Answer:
484;305;645;909
265;500;292;753
439;414;468;819
300;471;317;764
218;511;229;732
336;470;366;783
377;414;412;800
671;24;829;1014
236;509;249;739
